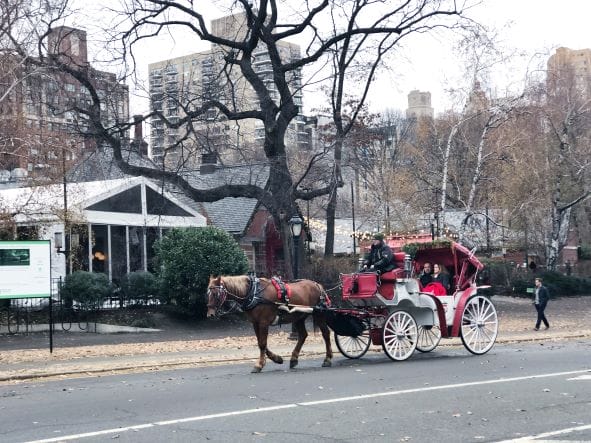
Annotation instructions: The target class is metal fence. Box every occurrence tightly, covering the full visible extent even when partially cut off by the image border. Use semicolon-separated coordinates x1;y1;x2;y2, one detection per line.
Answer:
0;278;160;336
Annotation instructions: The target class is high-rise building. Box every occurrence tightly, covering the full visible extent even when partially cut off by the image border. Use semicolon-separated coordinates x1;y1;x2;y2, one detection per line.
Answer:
0;26;129;185
463;81;489;115
547;47;591;96
148;12;307;167
406;90;434;119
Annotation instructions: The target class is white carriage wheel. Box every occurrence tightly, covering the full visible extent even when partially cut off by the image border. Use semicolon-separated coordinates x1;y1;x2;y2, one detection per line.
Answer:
416;324;441;353
460;295;498;355
382;310;418;361
335;328;371;359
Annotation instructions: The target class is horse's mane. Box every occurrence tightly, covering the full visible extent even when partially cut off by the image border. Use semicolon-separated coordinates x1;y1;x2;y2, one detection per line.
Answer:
221;275;250;295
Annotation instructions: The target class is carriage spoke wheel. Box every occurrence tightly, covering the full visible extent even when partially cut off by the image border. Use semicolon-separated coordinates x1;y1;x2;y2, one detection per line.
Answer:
382;310;417;361
416;324;441;353
335;327;371;359
460;295;498;355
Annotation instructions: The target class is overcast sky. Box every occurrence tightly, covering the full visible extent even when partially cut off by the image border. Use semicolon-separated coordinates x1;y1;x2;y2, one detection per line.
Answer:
366;0;591;114
73;0;591;116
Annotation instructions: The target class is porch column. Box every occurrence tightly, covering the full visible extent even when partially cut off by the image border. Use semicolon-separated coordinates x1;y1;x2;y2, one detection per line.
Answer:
141;182;148;272
88;224;92;272
125;226;130;274
107;225;112;282
142;228;147;272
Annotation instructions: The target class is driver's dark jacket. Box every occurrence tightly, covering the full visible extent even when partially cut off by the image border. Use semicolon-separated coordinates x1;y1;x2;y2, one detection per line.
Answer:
363;242;396;273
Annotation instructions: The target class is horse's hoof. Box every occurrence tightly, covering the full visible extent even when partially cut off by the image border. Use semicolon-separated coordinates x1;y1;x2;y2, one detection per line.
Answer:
251;366;262;373
274;356;284;365
290;360;298;369
322;360;332;368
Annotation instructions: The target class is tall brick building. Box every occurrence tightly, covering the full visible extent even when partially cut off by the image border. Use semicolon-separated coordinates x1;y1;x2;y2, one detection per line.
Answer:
0;26;129;186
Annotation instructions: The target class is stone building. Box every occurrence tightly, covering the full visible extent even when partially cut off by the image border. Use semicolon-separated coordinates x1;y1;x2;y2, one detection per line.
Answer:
406;90;434;119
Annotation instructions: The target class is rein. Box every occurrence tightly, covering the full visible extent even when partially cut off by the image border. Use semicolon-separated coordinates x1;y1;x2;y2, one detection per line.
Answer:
208;276;270;313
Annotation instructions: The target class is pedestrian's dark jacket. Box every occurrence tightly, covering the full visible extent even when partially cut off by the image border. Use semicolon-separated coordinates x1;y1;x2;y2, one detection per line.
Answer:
363;242;396;273
535;285;549;304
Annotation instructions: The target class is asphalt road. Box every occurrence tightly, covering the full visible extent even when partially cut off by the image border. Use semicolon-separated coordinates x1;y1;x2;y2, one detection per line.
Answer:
1;340;590;443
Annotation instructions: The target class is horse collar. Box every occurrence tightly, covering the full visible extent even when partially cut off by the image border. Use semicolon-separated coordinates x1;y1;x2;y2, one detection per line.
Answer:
271;276;291;304
242;276;263;311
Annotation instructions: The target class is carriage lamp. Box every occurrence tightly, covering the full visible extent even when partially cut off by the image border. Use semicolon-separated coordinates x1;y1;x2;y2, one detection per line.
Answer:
404;254;413;278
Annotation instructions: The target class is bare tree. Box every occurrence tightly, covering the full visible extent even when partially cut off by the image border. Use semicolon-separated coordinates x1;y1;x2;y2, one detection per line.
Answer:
37;0;468;275
522;65;591;270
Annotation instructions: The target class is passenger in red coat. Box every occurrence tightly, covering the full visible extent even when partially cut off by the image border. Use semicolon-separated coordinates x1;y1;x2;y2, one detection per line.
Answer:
422;263;450;295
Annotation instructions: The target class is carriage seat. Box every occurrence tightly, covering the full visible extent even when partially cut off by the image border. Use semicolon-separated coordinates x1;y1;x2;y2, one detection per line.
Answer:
380;268;404;282
393;252;406;269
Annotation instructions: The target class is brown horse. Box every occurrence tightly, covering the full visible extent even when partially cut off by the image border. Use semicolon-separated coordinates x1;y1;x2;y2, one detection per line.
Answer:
206;275;333;373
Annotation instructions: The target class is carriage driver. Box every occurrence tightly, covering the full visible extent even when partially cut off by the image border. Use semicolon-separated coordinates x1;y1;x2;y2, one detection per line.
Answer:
361;233;396;274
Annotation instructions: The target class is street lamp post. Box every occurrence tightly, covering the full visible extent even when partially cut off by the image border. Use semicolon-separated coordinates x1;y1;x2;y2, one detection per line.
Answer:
289;214;303;279
288;214;303;340
351;181;356;256
302;188;311;256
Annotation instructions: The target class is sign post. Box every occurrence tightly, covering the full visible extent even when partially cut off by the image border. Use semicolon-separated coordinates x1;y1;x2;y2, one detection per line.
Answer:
0;241;53;352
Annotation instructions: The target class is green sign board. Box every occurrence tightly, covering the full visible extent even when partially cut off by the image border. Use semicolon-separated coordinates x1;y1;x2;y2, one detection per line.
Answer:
0;240;51;299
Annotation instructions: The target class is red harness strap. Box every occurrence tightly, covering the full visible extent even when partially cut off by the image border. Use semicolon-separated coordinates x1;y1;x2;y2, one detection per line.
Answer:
271;277;291;304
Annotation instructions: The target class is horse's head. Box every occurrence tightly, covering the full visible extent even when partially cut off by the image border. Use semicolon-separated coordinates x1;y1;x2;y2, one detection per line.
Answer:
206;276;226;318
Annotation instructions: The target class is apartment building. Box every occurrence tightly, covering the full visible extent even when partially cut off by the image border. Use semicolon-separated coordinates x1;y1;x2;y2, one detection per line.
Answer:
0;26;129;186
148;12;309;167
547;47;591;96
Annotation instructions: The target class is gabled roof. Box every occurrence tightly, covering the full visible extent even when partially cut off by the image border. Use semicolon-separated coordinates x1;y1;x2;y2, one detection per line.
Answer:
179;164;269;234
67;147;270;236
67;147;156;182
0;176;205;227
0;177;138;222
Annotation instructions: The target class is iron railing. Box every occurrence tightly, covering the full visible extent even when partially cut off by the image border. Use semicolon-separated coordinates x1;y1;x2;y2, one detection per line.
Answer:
0;277;160;336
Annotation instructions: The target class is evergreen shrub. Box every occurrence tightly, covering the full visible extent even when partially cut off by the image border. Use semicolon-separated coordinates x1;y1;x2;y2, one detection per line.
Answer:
59;271;113;307
154;227;249;317
118;271;158;306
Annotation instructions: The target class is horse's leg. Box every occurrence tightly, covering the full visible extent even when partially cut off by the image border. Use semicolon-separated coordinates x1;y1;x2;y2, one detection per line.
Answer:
266;345;284;365
251;322;267;373
314;312;333;367
289;315;308;369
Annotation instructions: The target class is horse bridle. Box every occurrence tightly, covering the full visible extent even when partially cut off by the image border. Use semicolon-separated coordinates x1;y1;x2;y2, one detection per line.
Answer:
207;283;227;311
207;281;248;315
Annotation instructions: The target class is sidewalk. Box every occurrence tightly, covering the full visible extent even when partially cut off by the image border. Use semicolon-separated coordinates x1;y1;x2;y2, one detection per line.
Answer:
1;296;590;383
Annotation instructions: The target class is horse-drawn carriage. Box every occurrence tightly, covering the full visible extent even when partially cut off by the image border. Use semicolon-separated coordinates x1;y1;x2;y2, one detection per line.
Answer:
330;240;498;361
206;240;498;372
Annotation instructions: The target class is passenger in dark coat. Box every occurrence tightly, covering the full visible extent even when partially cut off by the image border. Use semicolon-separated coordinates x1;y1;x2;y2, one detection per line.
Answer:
431;263;450;292
419;262;433;288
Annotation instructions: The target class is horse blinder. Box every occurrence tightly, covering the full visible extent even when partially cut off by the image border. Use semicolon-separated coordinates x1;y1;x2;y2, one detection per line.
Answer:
206;284;227;317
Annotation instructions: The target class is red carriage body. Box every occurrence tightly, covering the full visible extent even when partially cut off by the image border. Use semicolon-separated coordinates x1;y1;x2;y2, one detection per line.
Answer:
333;241;497;361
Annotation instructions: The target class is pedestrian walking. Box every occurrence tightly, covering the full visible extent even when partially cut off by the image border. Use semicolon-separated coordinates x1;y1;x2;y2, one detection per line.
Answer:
533;277;550;330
